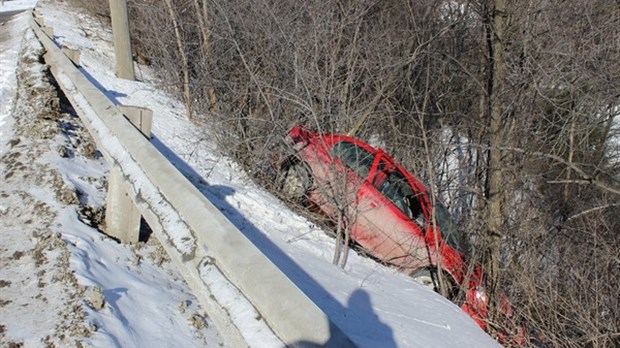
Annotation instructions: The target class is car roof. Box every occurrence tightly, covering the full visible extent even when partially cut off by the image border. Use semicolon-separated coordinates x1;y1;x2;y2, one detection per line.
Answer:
315;130;431;192
292;125;425;188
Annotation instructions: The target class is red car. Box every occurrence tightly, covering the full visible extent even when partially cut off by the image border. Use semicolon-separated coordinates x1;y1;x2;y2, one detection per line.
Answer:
275;125;519;338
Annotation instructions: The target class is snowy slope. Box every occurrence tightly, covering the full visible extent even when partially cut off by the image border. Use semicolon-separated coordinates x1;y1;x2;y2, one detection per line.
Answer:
1;0;501;347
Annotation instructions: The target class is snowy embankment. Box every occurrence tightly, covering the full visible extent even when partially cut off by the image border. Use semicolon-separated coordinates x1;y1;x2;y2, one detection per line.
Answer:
1;3;223;347
1;0;500;347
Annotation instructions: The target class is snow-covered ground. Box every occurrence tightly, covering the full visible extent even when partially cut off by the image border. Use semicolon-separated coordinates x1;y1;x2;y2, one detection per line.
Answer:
0;1;500;347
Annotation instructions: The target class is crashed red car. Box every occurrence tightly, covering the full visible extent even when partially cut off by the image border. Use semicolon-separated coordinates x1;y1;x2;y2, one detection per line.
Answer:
275;124;520;338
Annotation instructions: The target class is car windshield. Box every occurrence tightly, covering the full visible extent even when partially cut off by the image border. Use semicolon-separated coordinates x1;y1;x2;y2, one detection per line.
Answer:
332;141;375;179
433;203;467;253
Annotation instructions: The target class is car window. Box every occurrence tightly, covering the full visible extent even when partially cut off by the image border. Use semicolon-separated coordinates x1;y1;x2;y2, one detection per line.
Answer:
377;168;424;224
332;141;375;179
434;203;467;254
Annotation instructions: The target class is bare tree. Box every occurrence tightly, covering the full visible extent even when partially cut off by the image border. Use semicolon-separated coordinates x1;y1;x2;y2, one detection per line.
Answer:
163;0;192;120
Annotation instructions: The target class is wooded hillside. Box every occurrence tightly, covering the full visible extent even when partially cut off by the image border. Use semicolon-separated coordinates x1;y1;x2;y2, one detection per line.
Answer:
69;1;619;346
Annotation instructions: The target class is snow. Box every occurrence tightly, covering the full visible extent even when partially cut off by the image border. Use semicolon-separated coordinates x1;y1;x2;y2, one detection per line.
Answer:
0;1;501;347
60;209;219;348
0;0;37;12
0;1;37;154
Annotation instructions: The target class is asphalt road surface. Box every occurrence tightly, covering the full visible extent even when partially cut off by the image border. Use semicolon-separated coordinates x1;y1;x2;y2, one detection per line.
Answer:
0;9;25;44
1;8;25;22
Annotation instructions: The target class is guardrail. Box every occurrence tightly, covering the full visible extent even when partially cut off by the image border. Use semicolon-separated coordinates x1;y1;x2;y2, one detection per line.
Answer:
29;12;355;348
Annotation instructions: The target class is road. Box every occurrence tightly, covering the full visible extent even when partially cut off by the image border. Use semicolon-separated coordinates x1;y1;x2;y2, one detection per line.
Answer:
0;9;25;22
1;10;26;45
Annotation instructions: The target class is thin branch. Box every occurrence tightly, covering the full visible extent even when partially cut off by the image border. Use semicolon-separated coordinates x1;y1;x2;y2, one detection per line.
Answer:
565;203;620;222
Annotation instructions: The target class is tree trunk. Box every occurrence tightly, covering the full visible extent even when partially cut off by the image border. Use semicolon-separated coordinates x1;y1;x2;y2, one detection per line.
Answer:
164;0;192;120
481;0;510;324
192;0;218;113
332;212;343;265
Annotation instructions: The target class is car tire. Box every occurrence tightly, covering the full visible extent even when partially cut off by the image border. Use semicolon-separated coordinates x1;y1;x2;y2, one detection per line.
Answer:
411;269;436;291
278;163;309;201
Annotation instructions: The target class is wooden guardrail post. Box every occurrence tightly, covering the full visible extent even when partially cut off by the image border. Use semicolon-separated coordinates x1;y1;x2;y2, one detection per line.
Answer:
109;0;135;80
105;165;141;243
41;27;53;37
61;48;81;66
105;106;152;243
33;16;44;27
118;105;153;138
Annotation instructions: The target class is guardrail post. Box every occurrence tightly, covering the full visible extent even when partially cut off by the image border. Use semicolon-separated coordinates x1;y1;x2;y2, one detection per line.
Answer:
33;16;44;27
118;105;152;138
105;106;152;243
61;48;81;66
41;27;53;37
105;165;141;243
109;0;135;80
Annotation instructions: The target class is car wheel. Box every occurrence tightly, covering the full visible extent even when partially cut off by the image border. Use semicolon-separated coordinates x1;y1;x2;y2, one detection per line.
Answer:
278;163;309;200
411;269;435;291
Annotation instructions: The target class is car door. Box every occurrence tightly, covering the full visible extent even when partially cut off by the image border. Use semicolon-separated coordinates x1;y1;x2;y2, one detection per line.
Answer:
313;140;375;224
352;155;431;271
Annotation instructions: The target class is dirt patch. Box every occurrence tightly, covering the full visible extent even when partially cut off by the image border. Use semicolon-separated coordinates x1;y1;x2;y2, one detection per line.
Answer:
84;286;105;311
0;28;92;347
77;205;106;231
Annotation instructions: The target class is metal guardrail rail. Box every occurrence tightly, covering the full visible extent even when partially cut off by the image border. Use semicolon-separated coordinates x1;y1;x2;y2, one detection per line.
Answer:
29;12;355;348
